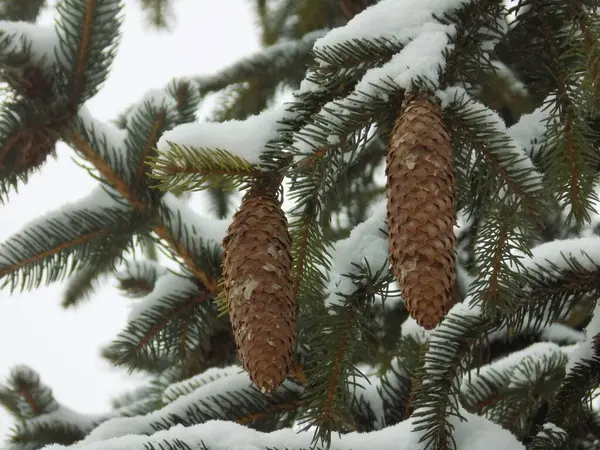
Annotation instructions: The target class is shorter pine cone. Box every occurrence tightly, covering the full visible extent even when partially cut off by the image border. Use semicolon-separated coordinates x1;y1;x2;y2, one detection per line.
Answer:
386;95;456;330
222;187;295;392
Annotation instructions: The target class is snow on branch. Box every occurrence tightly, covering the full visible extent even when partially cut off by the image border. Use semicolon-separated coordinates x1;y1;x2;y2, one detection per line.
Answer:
155;103;290;168
291;20;456;155
507;98;555;159
125;271;200;324
564;301;600;374
160;193;229;246
193;29;327;94
43;408;524;450
115;259;168;297
520;236;600;282
460;342;567;411
80;368;303;444
0;20;58;65
312;0;470;61
161;365;241;404
436;86;544;196
0;185;137;291
325;200;388;309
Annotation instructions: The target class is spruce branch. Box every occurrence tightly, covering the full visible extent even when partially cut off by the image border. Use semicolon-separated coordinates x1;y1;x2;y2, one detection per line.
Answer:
545;335;600;440
0;365;57;421
410;304;492;450
115;259;168;298
54;0;123;108
149;144;257;194
82;370;303;440
107;272;218;372
0;0;46;23
0;186;146;292
62;232;133;308
193;29;325;95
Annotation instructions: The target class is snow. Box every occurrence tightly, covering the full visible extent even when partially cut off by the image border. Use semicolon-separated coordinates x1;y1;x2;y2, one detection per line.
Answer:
401;317;432;343
156;104;289;166
194;29;327;93
43;408;524;450
0;21;58;65
20;404;113;436
115;259;168;286
80;370;303;444
349;366;385;429
565;301;600;373
539;324;585;343
487;323;585;345
124;88;180;126
436;86;543;195
520;237;600;281
357;26;452;92
0;185;129;266
461;343;566;405
160;193;230;245
534;422;567;440
507;100;553;159
126;272;199;323
161;365;242;404
424;300;483;375
292;25;454;155
325;200;387;309
77;107;129;151
313;0;471;58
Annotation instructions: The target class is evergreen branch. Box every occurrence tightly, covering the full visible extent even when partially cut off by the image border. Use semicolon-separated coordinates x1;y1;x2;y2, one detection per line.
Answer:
124;90;181;203
166;78;201;125
578;11;600;105
0;100;60;203
468;199;531;318
156;194;225;292
410;304;492;450
54;0;123;107
9;421;88;449
379;338;424;425
62;233;132;308
82;371;303;440
311;36;403;73
530;2;599;226
193;30;325;95
115;259;168;298
139;0;173;30
438;86;545;221
107;272;217;371
526;423;569;450
0;365;57;421
0;186;146;292
209;81;271;123
461;343;567;437
509;237;600;332
161;366;242;404
65;124;218;293
545;339;600;440
0;0;46;23
149;144;257;193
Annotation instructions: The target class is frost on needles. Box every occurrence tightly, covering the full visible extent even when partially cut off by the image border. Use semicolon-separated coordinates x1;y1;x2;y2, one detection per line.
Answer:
1;0;600;449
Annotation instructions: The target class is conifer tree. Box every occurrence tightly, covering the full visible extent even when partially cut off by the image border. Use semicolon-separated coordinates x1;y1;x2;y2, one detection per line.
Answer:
1;0;600;449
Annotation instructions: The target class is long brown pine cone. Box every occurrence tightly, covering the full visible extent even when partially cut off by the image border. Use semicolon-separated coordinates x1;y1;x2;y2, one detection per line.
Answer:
386;95;457;330
222;184;295;392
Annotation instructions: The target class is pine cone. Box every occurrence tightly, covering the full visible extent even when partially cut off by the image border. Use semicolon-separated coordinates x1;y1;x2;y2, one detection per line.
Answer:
222;184;295;392
386;95;456;330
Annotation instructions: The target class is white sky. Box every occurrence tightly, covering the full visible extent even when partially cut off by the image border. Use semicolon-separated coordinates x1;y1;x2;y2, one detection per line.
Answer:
0;0;259;441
